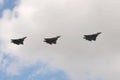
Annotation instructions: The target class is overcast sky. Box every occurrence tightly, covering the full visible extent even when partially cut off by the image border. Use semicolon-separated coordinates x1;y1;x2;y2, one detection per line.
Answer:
0;0;120;80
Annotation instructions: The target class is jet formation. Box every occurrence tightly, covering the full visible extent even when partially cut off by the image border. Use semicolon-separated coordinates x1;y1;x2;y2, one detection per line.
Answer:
11;32;102;45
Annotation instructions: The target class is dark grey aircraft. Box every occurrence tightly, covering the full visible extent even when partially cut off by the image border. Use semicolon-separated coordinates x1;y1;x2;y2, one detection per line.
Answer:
83;32;101;41
11;37;27;45
44;36;61;45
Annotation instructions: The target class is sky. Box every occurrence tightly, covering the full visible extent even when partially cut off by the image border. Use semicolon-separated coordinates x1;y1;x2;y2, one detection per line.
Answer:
0;0;120;80
0;53;69;80
0;0;70;80
0;0;17;17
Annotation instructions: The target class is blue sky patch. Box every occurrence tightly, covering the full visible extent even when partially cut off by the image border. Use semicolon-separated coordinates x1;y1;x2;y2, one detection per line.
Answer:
0;53;70;80
0;0;18;17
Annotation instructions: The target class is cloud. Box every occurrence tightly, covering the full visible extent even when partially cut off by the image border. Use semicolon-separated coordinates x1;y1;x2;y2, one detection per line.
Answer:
27;64;70;80
1;0;120;80
0;0;3;5
0;52;69;80
0;60;69;80
0;0;18;18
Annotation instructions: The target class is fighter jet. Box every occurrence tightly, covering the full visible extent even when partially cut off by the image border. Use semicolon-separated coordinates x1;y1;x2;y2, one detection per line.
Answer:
11;37;27;45
44;36;61;45
83;32;101;41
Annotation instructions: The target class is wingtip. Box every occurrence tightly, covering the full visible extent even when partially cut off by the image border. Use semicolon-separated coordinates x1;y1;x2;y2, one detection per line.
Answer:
98;32;102;34
24;37;27;39
57;35;61;38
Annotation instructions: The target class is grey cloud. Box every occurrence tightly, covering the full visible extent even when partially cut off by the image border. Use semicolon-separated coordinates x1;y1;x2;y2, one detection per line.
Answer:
1;0;120;80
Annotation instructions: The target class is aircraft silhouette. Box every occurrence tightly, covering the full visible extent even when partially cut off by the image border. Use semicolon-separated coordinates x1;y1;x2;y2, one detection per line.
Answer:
11;37;27;45
44;36;61;45
83;32;101;41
